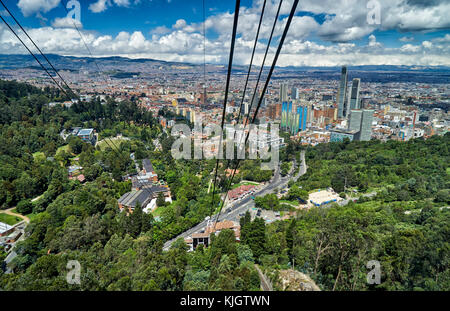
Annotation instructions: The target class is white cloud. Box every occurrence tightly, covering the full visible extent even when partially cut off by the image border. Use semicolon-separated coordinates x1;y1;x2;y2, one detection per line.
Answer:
17;0;60;17
88;0;135;13
89;0;109;13
400;36;414;42
52;16;82;29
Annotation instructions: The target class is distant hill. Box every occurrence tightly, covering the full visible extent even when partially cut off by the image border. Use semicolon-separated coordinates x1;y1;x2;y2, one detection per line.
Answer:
0;54;449;83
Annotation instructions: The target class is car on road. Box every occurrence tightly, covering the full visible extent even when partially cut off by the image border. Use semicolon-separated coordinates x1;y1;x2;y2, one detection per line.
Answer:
204;216;210;221
256;209;262;217
239;212;245;217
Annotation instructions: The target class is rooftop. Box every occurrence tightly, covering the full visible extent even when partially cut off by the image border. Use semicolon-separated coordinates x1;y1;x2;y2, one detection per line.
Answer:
142;158;154;173
0;222;13;234
77;128;94;136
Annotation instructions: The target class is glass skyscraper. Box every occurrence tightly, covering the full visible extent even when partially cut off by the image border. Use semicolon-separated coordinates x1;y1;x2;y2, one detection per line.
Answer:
349;78;361;114
337;66;348;118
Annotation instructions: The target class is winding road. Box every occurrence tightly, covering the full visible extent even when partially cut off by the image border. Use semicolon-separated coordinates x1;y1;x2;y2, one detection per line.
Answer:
163;150;307;251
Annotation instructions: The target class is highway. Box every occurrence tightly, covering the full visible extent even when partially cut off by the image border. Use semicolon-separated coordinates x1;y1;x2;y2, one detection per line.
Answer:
163;150;307;251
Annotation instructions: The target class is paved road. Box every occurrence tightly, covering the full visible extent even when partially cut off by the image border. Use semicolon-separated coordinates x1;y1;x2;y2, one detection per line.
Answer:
163;151;308;251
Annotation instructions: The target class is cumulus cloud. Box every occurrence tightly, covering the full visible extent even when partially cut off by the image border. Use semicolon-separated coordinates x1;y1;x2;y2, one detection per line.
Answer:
17;0;60;17
88;0;132;13
400;36;414;42
52;16;82;28
89;0;109;13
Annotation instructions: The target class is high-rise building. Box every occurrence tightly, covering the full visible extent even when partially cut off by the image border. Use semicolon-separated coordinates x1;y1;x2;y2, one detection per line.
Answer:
348;109;373;141
291;87;299;100
281;101;288;128
281;101;292;129
337;66;348;118
267;103;282;120
297;105;308;133
244;102;249;115
275;103;282;118
348;78;361;113
348;110;362;132
280;83;288;103
360;109;374;141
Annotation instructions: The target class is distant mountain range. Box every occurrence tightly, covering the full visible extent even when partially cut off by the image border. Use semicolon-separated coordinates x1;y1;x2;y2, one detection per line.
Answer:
0;54;449;84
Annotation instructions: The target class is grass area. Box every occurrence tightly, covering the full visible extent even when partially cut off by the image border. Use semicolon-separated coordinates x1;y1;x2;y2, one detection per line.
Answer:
151;204;172;217
280;200;299;206
98;137;127;151
0;213;21;225
231;181;259;189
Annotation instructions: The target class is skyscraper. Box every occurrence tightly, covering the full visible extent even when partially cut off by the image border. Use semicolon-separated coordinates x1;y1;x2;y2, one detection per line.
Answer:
337;66;348;118
349;78;361;113
348;109;373;141
360;109;374;141
281;101;288;128
291;87;299;100
297;105;308;132
348;110;363;132
280;83;288;103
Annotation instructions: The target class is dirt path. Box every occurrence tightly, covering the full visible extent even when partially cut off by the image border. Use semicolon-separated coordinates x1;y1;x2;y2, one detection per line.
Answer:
0;207;30;223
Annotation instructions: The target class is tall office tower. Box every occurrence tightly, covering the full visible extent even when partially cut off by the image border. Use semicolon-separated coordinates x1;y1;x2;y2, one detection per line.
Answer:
291;87;299;100
348;110;362;132
360;109;374;141
348;109;374;141
297;105;308;132
348;78;361;113
202;86;207;105
280;83;288;102
281;102;288;129
244;102;249;115
275;103;282;118
288;103;297;133
337;66;348;118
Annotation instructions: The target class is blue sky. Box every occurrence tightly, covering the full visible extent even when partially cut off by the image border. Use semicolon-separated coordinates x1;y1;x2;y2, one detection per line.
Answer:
0;0;449;66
